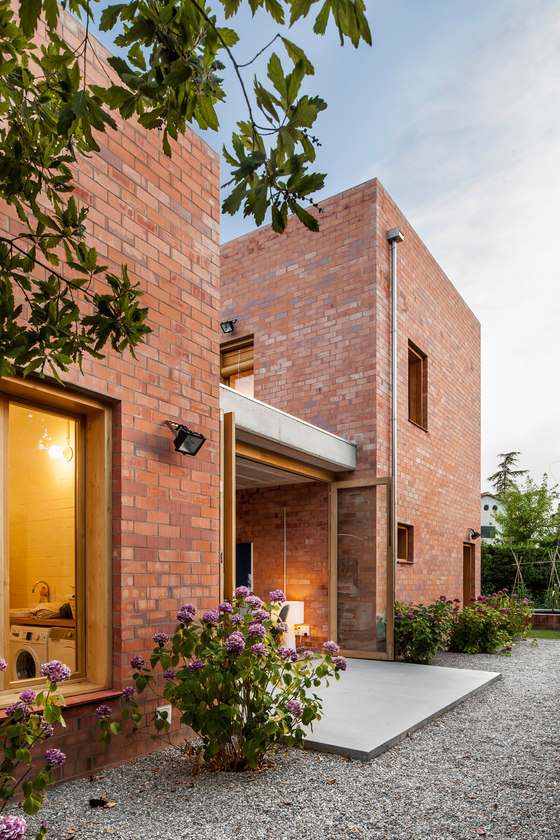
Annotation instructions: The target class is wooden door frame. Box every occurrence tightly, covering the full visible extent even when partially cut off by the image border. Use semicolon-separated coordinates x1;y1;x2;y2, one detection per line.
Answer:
463;541;475;606
328;477;394;661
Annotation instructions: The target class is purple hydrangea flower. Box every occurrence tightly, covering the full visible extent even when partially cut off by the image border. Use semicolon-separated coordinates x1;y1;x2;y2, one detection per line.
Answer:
177;604;196;623
287;699;303;717
521;598;529;605
225;631;246;655
95;705;112;720
202;609;219;624
228;614;244;625
244;595;262;608
218;602;233;614
0;815;27;840
275;621;288;632
251;643;268;656
163;669;175;680
44;748;66;766
323;641;340;655
188;658;205;672
19;689;36;705
439;595;447;602
0;658;6;673
278;646;298;661
333;656;348;671
407;612;415;619
6;702;29;719
40;660;71;685
301;650;314;660
122;686;136;700
235;586;250;598
130;655;146;670
153;632;170;645
269;589;286;603
252;608;269;622
40;719;54;739
248;622;266;639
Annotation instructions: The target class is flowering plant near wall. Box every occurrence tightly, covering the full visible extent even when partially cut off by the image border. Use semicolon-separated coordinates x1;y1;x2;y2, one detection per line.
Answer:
0;658;71;839
394;597;455;664
448;590;534;655
97;589;347;771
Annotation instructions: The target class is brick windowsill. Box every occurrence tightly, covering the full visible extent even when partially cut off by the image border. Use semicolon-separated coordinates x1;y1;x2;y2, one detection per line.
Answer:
0;688;121;720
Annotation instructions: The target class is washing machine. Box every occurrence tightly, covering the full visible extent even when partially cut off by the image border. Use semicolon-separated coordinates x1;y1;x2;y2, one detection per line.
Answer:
10;625;51;682
49;628;76;673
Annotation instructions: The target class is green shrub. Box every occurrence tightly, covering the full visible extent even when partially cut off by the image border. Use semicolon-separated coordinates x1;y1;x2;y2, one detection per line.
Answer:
394;597;455;664
448;590;534;654
481;542;552;606
98;589;346;771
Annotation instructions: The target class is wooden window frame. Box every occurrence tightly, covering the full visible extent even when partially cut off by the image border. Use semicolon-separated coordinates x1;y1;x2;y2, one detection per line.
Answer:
0;377;112;704
408;342;427;430
397;523;414;563
220;336;254;383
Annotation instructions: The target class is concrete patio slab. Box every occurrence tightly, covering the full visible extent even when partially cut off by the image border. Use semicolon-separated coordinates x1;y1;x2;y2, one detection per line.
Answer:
304;658;501;761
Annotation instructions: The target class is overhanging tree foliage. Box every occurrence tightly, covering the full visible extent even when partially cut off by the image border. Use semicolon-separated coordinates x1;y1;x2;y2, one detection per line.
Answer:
0;0;371;379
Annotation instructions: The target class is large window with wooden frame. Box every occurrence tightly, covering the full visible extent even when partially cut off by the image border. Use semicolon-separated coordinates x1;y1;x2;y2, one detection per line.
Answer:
220;336;254;397
397;523;414;563
408;342;427;429
0;378;111;701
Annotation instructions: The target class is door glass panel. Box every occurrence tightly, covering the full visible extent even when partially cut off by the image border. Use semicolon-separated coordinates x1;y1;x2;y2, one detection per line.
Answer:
9;403;78;681
336;483;388;654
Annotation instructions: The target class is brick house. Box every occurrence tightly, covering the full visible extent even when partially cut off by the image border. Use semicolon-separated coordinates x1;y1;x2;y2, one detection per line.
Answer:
1;11;220;780
1;14;480;781
220;179;481;659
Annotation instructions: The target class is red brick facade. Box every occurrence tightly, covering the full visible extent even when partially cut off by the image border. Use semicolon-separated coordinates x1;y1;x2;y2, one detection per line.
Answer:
221;179;481;632
1;11;220;781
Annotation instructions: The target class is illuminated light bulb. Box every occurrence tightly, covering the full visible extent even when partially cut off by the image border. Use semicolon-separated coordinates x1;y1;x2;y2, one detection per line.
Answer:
49;446;63;459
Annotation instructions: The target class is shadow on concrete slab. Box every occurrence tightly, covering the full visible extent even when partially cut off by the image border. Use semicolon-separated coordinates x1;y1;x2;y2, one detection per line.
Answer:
304;658;501;762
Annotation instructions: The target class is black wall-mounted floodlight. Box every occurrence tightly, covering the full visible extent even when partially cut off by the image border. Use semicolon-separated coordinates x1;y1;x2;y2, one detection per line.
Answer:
164;420;206;456
220;319;237;334
467;528;481;540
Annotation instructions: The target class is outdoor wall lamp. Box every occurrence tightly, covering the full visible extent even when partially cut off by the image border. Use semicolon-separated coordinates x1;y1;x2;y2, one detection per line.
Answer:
164;420;206;456
468;528;481;540
220;319;237;334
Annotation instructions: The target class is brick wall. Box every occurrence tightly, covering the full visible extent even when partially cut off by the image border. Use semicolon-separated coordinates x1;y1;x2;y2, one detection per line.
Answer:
2;10;220;779
221;179;481;640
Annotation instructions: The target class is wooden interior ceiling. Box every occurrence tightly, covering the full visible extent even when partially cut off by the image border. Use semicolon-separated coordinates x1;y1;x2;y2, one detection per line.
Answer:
235;456;314;488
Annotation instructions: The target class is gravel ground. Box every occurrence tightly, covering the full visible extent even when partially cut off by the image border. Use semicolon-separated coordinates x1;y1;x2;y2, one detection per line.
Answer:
20;640;559;840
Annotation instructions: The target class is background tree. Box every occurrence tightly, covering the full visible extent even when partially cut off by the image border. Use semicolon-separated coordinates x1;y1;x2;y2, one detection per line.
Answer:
492;474;559;546
0;0;370;379
487;451;528;496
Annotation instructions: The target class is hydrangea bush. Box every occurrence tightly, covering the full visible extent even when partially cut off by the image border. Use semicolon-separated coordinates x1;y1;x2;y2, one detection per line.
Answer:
448;590;534;655
98;589;346;770
0;658;71;839
394;597;456;664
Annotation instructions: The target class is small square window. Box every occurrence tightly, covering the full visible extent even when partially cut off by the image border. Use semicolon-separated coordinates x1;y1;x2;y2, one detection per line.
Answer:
397;523;414;562
408;342;427;429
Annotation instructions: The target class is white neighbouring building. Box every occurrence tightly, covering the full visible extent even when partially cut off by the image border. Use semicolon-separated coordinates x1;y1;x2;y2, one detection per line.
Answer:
481;492;503;542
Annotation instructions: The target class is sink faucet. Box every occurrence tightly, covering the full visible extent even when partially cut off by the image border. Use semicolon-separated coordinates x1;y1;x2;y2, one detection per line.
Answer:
32;580;50;602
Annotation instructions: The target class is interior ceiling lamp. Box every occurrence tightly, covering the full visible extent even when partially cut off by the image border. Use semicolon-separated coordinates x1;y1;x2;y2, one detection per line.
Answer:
220;319;237;334
467;528;481;540
164;420;206;456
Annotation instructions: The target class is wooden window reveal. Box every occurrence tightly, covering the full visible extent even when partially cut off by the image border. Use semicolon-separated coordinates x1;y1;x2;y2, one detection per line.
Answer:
221;337;254;398
0;378;111;702
408;343;427;429
397;523;413;562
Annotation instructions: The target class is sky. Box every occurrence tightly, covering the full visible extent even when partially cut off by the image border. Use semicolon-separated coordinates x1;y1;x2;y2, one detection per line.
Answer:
93;0;560;490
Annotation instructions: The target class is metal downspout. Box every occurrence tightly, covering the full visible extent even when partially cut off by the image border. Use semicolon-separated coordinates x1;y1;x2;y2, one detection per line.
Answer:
387;227;404;615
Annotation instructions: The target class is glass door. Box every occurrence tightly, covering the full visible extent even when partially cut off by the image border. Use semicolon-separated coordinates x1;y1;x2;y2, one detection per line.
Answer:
328;478;393;660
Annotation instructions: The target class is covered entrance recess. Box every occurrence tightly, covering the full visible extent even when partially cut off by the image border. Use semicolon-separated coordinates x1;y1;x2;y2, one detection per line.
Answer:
220;386;394;660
